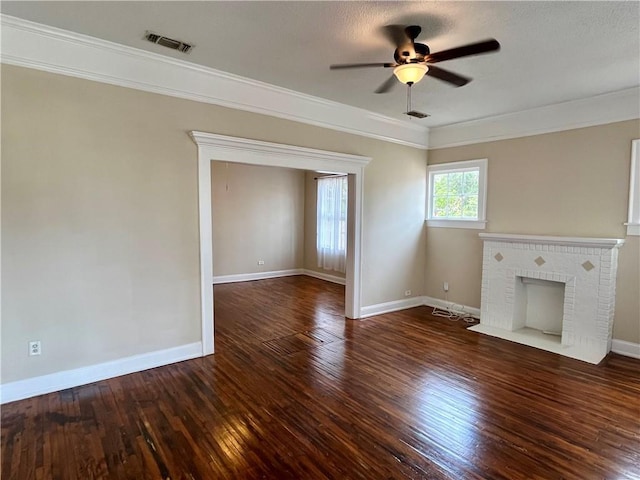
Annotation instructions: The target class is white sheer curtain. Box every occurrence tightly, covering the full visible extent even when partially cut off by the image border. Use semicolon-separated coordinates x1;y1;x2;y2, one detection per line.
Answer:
317;175;348;273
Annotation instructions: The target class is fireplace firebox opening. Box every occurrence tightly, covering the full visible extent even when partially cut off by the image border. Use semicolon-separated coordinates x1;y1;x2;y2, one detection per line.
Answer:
513;277;566;344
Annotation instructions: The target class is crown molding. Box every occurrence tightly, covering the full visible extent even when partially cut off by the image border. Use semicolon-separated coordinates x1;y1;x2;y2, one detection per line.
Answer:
0;14;429;149
3;14;636;152
429;87;640;149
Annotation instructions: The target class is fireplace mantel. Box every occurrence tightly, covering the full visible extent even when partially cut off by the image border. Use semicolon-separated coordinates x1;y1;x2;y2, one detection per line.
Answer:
471;233;624;364
479;233;624;249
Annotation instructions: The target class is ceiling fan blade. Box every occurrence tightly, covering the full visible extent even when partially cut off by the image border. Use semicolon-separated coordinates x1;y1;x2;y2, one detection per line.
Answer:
374;75;398;94
330;62;396;70
426;65;471;87
424;39;500;63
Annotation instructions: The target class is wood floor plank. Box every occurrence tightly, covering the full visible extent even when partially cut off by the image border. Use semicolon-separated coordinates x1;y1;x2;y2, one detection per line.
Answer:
2;275;639;479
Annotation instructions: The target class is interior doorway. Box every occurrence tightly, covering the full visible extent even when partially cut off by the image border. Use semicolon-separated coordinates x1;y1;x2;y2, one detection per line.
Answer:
190;131;371;355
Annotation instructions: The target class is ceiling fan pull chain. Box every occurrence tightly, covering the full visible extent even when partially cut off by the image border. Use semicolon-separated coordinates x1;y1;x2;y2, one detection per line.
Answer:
406;84;411;117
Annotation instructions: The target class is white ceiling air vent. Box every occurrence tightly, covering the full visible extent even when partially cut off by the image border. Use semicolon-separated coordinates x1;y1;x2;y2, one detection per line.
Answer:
406;110;430;119
145;31;193;54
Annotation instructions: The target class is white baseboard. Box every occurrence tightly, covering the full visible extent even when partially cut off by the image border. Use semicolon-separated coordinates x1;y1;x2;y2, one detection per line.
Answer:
611;339;640;359
213;269;303;284
360;297;426;318
423;296;481;319
213;268;347;285
302;269;346;285
359;296;481;319
0;342;202;404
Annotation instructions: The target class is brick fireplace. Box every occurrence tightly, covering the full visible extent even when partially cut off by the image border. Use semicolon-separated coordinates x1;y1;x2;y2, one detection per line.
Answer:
470;233;625;364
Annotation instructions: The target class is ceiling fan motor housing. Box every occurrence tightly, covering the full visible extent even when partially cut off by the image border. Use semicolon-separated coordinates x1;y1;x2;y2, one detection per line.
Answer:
394;43;430;64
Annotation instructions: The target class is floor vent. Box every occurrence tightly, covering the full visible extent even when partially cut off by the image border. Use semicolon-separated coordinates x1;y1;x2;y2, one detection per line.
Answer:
145;31;193;54
262;328;343;356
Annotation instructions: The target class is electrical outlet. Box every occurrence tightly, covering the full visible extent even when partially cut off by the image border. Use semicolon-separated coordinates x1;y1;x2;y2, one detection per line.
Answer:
258;260;265;265
29;341;41;356
404;290;412;297
443;282;449;292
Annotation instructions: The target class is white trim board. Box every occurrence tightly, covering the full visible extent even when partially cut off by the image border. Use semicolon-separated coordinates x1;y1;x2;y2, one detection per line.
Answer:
0;14;428;149
213;269;303;284
302;269;346;286
423;296;481;319
3;305;633;404
478;233;624;249
626;139;640;236
191;131;370;356
360;297;426;318
3;14;637;152
213;269;346;286
611;339;640;359
429;87;640;149
360;296;481;319
0;342;202;404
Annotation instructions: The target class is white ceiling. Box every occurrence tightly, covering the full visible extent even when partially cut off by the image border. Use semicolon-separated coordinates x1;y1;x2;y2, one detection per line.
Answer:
2;1;639;128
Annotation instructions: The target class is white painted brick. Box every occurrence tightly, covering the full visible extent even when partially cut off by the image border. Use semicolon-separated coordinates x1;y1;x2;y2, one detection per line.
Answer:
478;236;620;362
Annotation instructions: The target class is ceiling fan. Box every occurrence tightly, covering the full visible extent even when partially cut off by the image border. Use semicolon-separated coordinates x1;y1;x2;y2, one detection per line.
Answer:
330;25;500;94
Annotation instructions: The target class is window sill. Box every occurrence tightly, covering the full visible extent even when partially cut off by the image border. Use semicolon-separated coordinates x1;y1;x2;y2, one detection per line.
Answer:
625;223;640;236
426;219;487;229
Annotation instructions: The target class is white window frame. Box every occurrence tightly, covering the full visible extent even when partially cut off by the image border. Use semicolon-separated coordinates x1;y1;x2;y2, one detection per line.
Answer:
625;139;640;236
426;158;488;229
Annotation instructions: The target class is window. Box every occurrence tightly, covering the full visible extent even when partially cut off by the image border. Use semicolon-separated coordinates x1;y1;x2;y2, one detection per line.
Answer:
317;175;348;273
626;139;640;236
427;158;487;229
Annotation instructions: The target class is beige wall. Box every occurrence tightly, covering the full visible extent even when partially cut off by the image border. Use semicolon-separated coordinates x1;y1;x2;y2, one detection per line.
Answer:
1;65;427;383
211;162;304;276
303;171;346;279
426;120;640;343
3;63;636;389
2;68;202;382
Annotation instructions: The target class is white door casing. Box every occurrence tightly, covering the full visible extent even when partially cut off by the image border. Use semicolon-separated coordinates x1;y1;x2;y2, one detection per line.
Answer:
190;131;371;355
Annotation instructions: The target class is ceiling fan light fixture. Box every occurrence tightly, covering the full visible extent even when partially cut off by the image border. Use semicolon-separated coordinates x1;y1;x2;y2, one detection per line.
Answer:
393;63;428;85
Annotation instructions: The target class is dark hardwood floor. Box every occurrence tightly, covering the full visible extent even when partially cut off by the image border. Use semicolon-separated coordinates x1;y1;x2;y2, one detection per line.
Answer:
2;276;640;479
